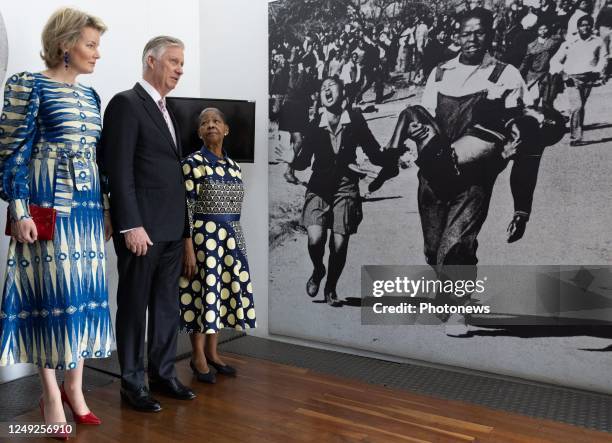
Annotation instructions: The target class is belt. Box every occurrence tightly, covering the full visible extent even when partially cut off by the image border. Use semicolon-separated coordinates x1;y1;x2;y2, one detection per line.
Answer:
200;213;241;222
32;142;96;217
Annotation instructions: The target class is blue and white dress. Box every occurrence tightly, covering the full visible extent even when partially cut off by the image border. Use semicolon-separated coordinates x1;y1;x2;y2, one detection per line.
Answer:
179;147;256;333
0;72;113;369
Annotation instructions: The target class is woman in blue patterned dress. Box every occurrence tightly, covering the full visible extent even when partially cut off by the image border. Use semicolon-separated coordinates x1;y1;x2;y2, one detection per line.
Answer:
180;108;256;382
0;8;113;428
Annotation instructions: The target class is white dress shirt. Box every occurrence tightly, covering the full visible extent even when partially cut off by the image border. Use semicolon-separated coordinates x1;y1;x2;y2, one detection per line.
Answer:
138;79;177;145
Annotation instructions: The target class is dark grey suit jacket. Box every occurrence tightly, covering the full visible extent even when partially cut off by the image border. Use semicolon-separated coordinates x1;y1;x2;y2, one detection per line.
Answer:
99;83;187;242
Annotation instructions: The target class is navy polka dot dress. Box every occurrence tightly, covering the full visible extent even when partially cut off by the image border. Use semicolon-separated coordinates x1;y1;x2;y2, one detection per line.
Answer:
179;147;256;333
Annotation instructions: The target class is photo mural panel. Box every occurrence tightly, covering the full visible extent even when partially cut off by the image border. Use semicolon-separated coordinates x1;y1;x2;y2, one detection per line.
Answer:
268;0;612;393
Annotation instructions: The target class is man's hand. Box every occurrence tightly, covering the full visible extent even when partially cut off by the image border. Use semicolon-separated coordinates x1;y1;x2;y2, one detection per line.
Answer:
182;238;197;279
506;213;528;243
104;211;113;242
124;227;153;256
12;218;37;243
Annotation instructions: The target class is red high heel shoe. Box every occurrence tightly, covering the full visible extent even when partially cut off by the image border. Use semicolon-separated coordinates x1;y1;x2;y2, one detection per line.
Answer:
60;383;102;425
39;397;70;440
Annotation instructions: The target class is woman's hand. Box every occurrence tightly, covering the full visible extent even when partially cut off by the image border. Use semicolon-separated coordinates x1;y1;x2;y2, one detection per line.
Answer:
182;238;197;279
407;122;429;142
104;210;113;242
13;218;38;243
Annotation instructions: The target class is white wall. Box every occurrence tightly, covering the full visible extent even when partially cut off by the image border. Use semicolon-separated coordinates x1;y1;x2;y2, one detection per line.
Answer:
199;0;270;337
0;0;201;382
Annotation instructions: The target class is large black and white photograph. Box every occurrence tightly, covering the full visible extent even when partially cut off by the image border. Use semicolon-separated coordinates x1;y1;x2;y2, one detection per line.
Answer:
268;0;612;391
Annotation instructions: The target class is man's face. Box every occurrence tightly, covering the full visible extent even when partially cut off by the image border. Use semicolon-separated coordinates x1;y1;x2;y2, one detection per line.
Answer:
148;45;184;96
537;24;549;38
437;30;447;43
578;19;593;38
460;18;488;62
578;0;589;11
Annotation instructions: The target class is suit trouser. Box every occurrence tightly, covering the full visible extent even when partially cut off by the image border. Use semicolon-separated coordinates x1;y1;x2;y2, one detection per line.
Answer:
113;236;183;390
417;174;493;304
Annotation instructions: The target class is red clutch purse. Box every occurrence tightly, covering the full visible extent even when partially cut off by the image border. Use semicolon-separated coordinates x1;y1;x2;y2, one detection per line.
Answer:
5;204;57;241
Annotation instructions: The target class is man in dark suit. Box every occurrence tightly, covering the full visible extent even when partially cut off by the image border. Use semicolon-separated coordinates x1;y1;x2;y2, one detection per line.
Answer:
100;35;195;412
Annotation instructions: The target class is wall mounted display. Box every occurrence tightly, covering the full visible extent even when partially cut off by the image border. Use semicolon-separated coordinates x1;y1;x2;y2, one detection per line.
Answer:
267;0;612;393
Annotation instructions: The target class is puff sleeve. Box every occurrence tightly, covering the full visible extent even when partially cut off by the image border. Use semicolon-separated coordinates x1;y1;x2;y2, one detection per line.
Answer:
0;72;39;221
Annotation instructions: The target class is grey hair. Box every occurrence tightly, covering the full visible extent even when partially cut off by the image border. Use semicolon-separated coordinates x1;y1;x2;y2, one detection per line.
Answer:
198;107;227;126
142;35;184;74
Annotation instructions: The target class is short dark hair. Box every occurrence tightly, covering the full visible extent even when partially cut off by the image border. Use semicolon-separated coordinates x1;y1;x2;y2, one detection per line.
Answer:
321;75;345;90
460;9;493;32
577;14;594;28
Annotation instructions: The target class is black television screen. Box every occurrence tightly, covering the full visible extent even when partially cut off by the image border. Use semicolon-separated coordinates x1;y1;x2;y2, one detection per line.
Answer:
166;97;256;162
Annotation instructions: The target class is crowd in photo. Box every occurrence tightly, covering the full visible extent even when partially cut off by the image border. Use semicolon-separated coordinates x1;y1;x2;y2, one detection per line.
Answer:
270;0;610;149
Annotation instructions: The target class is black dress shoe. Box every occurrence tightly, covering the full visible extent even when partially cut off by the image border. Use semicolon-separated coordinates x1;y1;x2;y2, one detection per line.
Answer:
149;377;196;400
190;360;216;384
120;387;162;412
207;360;237;376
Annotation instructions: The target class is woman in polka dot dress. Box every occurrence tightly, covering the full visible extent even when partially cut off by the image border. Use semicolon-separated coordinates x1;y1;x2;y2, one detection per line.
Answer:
180;108;256;381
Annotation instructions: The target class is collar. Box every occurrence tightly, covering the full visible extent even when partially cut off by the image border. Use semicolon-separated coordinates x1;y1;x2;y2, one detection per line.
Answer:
139;79;164;105
201;145;229;165
318;108;352;133
441;52;498;71
575;35;596;43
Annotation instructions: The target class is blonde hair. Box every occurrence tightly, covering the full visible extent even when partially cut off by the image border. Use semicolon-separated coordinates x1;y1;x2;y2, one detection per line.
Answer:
40;7;107;69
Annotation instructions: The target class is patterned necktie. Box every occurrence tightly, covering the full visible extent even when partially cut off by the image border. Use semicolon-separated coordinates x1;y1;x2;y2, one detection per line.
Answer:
157;98;177;146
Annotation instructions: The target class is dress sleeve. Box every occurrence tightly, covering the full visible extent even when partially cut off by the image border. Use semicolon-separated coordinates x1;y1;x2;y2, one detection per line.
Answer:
0;72;39;221
91;87;110;211
182;156;198;238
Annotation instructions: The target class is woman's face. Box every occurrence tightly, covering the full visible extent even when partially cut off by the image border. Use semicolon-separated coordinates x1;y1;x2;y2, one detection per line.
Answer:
320;78;342;108
66;26;101;74
198;110;229;146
